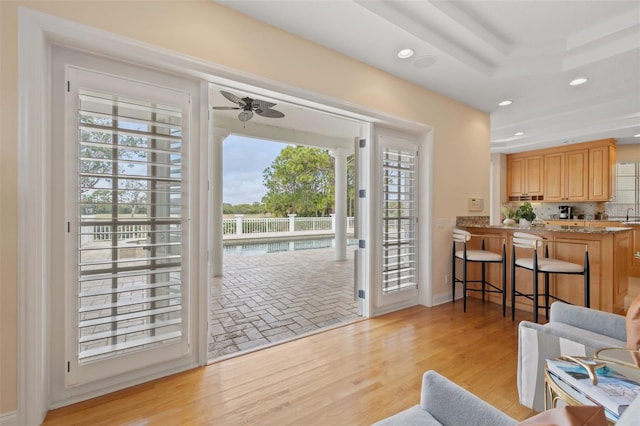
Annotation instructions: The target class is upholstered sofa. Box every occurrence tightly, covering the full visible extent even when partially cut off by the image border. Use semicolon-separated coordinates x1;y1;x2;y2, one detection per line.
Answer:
517;302;627;412
373;369;640;426
372;370;516;426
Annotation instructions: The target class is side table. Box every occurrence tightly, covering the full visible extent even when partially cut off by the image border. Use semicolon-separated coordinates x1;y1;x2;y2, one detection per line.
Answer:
544;368;616;425
544;350;640;424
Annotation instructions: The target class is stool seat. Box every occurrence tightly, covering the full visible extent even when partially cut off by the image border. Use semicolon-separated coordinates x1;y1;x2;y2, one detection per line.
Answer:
514;258;584;273
456;250;503;262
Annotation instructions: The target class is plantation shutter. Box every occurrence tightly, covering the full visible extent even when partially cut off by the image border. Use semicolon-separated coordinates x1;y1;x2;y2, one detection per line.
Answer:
76;88;185;363
614;162;639;204
381;147;418;293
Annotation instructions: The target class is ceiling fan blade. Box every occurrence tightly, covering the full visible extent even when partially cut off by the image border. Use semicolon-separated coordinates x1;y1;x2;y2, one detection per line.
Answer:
251;98;276;112
211;106;241;110
256;108;285;118
220;90;246;107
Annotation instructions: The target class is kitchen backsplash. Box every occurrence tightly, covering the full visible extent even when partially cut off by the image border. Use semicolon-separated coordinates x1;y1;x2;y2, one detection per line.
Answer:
503;201;638;220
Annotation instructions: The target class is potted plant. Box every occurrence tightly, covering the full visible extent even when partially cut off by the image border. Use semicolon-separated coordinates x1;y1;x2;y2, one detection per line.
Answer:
516;202;536;226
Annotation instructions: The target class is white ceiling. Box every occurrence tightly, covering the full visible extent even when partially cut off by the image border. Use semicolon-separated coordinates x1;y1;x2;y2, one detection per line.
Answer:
215;0;640;153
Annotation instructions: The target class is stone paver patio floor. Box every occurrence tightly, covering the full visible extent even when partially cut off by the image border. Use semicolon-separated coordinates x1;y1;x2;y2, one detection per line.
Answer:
209;245;360;360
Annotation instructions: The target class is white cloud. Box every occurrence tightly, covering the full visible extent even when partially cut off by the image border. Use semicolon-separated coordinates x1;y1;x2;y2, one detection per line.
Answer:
222;135;289;204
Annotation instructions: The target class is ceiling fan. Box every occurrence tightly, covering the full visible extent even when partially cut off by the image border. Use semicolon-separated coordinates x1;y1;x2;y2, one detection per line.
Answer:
212;90;285;122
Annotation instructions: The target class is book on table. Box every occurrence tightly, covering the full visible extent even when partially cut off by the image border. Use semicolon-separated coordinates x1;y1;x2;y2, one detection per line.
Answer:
546;358;640;419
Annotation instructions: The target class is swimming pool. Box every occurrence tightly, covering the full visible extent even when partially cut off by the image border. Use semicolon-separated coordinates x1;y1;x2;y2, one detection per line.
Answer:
224;237;358;256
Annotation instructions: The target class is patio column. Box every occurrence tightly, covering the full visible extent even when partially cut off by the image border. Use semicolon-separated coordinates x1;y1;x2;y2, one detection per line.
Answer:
288;214;297;233
332;149;349;261
211;128;229;277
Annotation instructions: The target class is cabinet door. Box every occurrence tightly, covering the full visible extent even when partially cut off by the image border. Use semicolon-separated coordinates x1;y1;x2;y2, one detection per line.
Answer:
632;227;640;278
508;157;524;196
544;153;564;201
589;146;611;200
525;155;544;196
566;149;589;201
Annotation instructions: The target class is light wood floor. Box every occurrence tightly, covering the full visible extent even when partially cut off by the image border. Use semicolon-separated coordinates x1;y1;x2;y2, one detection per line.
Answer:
44;301;538;425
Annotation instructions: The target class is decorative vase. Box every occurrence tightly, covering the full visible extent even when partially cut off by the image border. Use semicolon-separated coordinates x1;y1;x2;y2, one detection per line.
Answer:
503;218;516;226
519;218;531;228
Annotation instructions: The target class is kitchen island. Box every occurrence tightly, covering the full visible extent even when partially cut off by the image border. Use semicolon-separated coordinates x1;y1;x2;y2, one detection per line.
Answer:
460;224;632;315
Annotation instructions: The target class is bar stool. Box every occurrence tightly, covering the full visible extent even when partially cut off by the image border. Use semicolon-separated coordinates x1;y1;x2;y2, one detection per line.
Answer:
511;232;590;323
452;229;507;315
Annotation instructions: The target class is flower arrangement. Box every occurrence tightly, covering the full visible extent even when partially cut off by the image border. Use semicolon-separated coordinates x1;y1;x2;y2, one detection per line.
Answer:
501;204;517;220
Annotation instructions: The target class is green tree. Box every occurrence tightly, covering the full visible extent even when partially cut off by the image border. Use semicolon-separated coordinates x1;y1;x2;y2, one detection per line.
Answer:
262;146;335;217
223;202;266;215
79;115;149;216
347;154;355;217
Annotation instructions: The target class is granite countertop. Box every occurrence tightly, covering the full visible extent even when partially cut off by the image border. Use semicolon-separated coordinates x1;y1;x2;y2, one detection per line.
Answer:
464;224;632;234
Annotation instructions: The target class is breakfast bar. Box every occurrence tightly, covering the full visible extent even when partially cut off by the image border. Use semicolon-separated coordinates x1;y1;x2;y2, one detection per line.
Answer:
459;224;632;315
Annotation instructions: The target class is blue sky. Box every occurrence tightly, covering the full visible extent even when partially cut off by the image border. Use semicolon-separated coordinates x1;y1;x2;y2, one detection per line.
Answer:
223;135;289;205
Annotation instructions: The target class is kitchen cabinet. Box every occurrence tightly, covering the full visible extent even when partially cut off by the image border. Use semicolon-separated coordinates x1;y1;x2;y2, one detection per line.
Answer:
464;225;631;314
547;220;638;277
631;225;640;277
584;221;622;228
545;220;586;227
588;144;615;201
544;149;588;202
508;155;544;200
506;138;616;202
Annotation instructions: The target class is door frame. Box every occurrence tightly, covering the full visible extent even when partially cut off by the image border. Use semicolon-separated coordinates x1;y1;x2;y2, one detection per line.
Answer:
16;7;432;424
367;125;434;316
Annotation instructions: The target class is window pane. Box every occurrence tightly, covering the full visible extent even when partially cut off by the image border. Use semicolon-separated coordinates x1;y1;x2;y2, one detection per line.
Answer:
382;148;418;293
607;162;639;217
77;89;184;363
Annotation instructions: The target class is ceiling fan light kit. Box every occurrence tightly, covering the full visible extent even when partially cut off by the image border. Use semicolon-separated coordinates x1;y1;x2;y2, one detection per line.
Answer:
212;90;285;123
238;110;253;122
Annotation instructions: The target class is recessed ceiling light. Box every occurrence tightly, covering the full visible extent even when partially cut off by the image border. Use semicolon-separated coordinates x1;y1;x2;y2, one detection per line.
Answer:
397;48;414;59
569;77;588;86
498;100;513;106
514;132;525;136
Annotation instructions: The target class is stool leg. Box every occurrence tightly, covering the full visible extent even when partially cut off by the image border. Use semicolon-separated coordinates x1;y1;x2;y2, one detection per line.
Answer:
533;270;539;323
481;262;486;303
584;251;590;308
501;247;506;317
584;273;590;308
463;256;467;312
452;244;456;303
511;248;516;321
544;272;550;320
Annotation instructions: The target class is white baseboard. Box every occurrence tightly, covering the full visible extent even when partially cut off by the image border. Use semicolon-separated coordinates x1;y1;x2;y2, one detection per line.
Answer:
432;289;457;306
0;411;18;426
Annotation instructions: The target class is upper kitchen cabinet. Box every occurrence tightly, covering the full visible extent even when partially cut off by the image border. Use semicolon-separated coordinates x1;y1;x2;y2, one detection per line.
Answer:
544;149;589;202
589;142;616;201
507;154;544;200
507;139;616;202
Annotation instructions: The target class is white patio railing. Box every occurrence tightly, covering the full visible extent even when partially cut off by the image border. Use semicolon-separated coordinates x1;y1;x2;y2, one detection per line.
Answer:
83;215;355;243
223;214;355;238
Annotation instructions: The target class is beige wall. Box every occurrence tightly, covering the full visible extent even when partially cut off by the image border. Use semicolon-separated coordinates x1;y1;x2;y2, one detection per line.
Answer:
617;144;640;162
0;1;490;415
